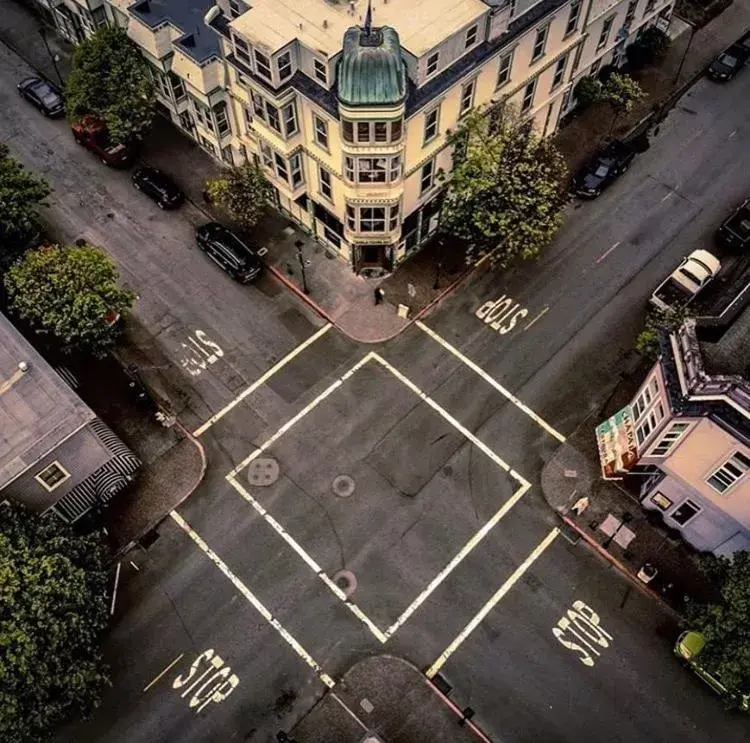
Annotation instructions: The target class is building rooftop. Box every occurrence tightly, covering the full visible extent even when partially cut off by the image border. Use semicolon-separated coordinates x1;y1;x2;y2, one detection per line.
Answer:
230;0;487;57
700;302;750;378
0;314;95;490
128;0;221;63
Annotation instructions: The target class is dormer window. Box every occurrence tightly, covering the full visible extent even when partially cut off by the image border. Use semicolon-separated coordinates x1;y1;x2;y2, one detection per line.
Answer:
465;25;478;49
254;49;272;81
426;51;439;77
228;0;242;19
277;51;292;81
233;35;251;65
313;58;328;85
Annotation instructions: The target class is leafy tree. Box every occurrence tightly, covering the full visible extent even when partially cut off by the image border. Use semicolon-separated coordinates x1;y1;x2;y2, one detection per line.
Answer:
438;106;568;268
4;243;136;356
574;75;603;109
204;163;274;231
0;504;111;743
626;27;671;71
635;307;687;359
686;551;750;697
0;144;50;270
66;27;154;143
601;73;646;133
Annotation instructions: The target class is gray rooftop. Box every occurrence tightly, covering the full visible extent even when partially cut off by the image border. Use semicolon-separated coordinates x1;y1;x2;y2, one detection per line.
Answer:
0;313;94;490
700;303;750;378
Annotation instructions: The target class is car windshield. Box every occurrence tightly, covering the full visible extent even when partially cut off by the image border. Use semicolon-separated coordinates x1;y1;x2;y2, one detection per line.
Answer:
41;92;60;105
681;268;704;284
720;54;738;67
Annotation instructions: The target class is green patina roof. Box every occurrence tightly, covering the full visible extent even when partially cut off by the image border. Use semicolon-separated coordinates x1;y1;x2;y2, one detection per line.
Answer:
337;26;406;107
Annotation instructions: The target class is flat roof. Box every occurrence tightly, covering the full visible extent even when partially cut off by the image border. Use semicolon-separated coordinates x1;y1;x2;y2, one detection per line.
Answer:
0;314;95;490
230;0;488;57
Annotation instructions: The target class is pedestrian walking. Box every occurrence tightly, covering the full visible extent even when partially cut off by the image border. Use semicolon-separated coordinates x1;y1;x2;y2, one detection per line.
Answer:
374;287;385;305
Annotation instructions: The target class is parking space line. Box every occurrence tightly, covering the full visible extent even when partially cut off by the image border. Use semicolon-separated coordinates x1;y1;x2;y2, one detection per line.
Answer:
426;527;560;679
193;323;333;437
415;321;566;443
169;510;336;688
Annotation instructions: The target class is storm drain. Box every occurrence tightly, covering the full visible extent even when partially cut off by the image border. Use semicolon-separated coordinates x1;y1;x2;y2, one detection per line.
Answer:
247;457;280;486
332;474;355;498
333;569;357;597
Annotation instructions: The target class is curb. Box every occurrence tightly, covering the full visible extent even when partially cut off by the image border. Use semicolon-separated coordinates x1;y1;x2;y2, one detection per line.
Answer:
426;678;494;742
559;514;682;619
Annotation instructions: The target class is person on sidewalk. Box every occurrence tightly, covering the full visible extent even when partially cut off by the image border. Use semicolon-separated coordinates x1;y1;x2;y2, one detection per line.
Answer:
374;287;385;305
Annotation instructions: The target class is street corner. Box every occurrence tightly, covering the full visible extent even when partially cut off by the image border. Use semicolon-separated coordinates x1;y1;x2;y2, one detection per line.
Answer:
540;440;598;513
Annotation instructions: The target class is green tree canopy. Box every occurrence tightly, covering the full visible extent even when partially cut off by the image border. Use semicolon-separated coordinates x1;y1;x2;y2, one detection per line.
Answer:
205;163;273;231
601;72;646;115
635;307;688;359
0;144;50;269
65;27;155;143
687;551;750;697
4;243;136;356
439;106;568;267
0;505;111;743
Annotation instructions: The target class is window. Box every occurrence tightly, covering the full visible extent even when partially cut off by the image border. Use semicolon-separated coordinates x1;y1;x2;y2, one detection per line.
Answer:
551;54;567;90
670;499;701;526
424;106;440;144
273;152;288;181
460;79;476;118
35;461;70;492
228;0;242;18
150;66;170;98
214;103;230;136
169;72;186;101
314;58;328;84
265;101;281;133
390;119;403;142
343;120;354;142
251;90;264;118
521;78;537;113
343;120;402;144
465;25;478;49
260;141;273;169
282;101;298;137
707;451;750;493
358;157;388;183
649;422;690;456
598;17;614;50
242;105;252;131
357;121;370;142
565;0;582;37
420;159;435;195
200;136;216;155
589;58;602;75
346;205;400;233
233;35;251;65
571;43;584;73
290;152;304;188
319;165;333;200
313;114;328;148
426;51;440;77
254;49;272;80
650;491;673;511
344;156;355;181
277;51;293;81
624;0;638;26
389;155;402;181
532;25;549;63
635;402;664;446
644;0;656;14
632;378;658;420
374;122;388;142
497;51;513;88
192;98;209;128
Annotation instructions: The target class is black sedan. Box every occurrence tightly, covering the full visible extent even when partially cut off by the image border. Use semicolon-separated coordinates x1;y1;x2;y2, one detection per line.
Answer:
575;140;635;199
195;222;266;283
17;77;64;117
707;44;748;82
131;166;184;209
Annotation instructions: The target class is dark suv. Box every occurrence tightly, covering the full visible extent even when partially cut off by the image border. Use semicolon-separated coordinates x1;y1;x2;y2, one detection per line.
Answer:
195;222;265;283
132;166;184;209
575;140;636;199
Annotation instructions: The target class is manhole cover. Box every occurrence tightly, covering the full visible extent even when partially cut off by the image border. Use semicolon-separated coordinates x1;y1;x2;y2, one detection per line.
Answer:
442;465;453;477
332;474;355;498
333;570;357;597
247;457;279;486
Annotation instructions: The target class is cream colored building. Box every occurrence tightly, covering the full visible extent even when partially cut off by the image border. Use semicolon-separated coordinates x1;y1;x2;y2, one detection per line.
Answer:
35;0;674;271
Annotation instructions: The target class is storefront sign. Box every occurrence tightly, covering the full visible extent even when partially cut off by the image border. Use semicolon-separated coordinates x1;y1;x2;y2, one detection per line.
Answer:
595;405;638;479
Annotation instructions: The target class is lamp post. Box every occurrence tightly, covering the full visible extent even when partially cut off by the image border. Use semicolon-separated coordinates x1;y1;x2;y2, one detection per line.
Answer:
296;245;310;294
673;21;696;86
38;26;63;88
433;237;444;290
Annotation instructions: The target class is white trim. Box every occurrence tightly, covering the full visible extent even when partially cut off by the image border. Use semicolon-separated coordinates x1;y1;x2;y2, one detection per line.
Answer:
34;460;71;492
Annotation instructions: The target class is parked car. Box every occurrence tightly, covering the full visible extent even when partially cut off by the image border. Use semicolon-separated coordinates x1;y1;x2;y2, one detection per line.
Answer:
649;249;721;312
575;140;636;199
17;76;64;117
195;222;266;283
675;631;749;711
71;115;134;167
131;166;184;209
707;43;750;82
716;198;750;251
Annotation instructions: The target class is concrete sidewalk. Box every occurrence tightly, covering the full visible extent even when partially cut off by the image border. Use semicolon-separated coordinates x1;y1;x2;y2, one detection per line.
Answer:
289;655;490;743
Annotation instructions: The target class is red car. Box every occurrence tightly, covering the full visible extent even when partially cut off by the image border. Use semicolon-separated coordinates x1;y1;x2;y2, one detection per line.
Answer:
71;115;134;167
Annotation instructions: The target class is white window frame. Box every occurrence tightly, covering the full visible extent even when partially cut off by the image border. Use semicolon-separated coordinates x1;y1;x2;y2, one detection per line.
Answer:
624;0;638;26
228;0;242;18
669;498;702;526
497;50;513;88
420;159;435;195
648;421;691;457
169;72;186;101
346;204;399;233
551;54;567;91
282;100;298;137
424;106;440;144
565;0;582;37
35;461;71;492
277;50;293;81
318;165;333;201
254;49;272;81
233;35;251;66
313;114;329;149
465;25;478;49
706;451;750;494
344;156;402;184
313;58;328;85
426;51;440;77
635;402;665;446
459;79;476;118
531;25;549;63
521;77;537;113
214;102;231;137
290;152;304;188
598;16;615;50
632;377;658;420
644;0;656;14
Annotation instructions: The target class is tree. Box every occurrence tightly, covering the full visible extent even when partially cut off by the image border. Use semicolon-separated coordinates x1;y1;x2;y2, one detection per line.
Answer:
0;504;111;743
204;163;273;231
0;144;50;270
686;551;750;698
4;243;136;356
438;106;568;268
65;27;155;143
635;307;687;359
600;72;646;133
626;27;671;71
573;75;603;109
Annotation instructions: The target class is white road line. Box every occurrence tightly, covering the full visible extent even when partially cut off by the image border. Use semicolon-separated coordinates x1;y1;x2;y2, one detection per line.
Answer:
596;241;620;264
384;481;531;639
426;527;560;679
193;323;333;437
414;322;566;444
169;510;336;688
660;192;672;203
523;305;549;331
226;476;388;644
143;653;185;693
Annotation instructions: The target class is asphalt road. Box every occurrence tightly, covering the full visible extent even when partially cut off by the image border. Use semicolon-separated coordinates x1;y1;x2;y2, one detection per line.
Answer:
2;34;749;743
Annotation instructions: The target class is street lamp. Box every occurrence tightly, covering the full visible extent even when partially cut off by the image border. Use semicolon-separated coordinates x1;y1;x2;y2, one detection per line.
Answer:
673;21;696;86
38;26;64;88
296;245;310;294
433;237;444;290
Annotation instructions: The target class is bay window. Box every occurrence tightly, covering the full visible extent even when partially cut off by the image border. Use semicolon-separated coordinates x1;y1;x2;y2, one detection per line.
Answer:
341;119;403;144
343;155;403;184
345;204;400;233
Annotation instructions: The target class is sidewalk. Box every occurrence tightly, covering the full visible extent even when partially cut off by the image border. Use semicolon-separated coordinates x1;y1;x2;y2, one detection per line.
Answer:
289;655;490;743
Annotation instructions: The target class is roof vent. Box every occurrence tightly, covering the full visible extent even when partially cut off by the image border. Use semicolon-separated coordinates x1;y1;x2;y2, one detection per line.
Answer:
299;22;303;29
18;361;29;373
323;19;328;28
204;6;220;24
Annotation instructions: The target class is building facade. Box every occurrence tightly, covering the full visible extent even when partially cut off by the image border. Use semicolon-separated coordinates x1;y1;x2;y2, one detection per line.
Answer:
0;314;140;524
36;0;674;270
596;314;750;556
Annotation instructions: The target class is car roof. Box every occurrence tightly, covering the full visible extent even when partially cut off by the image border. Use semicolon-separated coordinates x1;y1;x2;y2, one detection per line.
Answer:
676;631;705;659
687;249;721;272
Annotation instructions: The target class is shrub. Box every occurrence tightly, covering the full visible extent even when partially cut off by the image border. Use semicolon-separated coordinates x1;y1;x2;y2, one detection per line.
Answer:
574;75;603;109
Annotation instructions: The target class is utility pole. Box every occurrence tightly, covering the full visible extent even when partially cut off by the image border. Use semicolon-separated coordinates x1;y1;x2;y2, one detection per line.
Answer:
673;22;695;86
38;27;64;88
296;245;310;294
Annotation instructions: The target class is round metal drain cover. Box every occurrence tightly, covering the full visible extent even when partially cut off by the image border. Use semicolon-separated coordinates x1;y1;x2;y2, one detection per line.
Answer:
442;465;454;477
247;457;279;486
332;474;355;498
333;570;357;597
